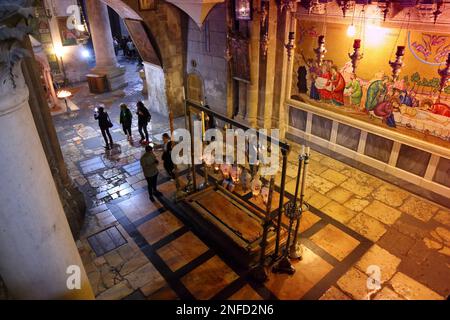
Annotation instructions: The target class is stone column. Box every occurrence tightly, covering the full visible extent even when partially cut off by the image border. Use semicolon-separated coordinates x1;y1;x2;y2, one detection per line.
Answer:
86;0;126;91
0;63;94;299
262;0;277;129
271;5;290;134
245;0;261;127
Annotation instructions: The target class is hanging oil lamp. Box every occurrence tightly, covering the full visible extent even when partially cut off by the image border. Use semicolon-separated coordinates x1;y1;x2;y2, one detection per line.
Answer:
378;0;390;22
348;39;363;75
437;53;450;99
314;35;327;66
339;0;355;18
433;1;443;24
389;46;405;81
284;0;297;61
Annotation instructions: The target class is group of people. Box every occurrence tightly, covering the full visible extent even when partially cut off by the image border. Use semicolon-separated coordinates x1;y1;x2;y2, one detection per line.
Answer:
94;101;151;149
304;59;346;106
94;102;175;202
114;36;137;58
140;133;175;202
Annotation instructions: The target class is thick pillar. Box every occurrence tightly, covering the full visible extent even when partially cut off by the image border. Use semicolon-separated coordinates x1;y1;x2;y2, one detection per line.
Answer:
245;0;261;127
86;0;126;91
0;63;94;299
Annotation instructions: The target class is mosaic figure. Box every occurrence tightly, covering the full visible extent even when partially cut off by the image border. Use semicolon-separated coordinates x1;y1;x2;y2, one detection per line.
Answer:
365;77;389;112
330;66;346;106
344;74;362;108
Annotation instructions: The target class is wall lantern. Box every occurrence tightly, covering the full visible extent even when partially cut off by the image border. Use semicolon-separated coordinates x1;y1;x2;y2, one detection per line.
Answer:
234;0;253;21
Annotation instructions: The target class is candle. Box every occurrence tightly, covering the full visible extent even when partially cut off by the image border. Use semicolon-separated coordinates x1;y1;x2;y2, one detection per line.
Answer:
290;13;296;33
182;87;186;101
306;146;310;156
353;39;361;49
396;46;405;56
201;111;205;140
301;145;305;156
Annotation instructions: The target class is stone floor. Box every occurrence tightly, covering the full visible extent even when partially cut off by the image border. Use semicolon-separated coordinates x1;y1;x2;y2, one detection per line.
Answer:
51;58;450;300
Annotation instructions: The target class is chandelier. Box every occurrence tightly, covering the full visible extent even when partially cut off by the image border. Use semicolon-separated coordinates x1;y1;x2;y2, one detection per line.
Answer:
307;0;327;15
338;0;356;18
416;0;444;24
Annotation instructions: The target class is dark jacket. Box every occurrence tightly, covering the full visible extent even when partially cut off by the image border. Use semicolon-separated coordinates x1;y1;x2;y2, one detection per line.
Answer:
137;105;151;125
120;108;132;127
95;111;110;130
162;141;174;167
140;152;158;177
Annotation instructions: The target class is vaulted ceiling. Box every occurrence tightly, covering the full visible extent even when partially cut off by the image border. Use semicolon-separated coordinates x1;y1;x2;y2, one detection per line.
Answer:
166;0;225;26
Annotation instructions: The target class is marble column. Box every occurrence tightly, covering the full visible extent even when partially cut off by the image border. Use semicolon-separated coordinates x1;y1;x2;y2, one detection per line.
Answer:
86;0;126;91
0;63;94;299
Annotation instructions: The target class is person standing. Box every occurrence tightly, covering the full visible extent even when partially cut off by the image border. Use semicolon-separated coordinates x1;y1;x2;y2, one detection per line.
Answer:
94;106;113;150
140;145;161;202
136;101;151;144
162;133;175;180
119;103;133;141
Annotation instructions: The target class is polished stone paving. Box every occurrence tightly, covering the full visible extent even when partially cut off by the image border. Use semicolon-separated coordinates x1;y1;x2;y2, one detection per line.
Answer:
51;59;450;300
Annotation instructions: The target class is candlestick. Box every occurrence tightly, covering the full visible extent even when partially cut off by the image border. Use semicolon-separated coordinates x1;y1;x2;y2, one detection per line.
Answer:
285;31;295;61
348;39;363;75
289;150;309;260
389;45;405;81
438;53;450;96
314;35;327;66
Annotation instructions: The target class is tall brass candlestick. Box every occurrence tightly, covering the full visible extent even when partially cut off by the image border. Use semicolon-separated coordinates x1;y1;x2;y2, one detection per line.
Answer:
289;147;310;259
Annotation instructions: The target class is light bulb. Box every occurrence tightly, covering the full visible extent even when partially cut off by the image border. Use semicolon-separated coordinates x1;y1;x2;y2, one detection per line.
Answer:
54;46;64;58
347;24;356;37
81;49;90;58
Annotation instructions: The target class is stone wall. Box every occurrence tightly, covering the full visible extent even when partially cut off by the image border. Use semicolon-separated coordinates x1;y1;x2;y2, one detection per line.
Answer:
186;3;228;115
144;62;168;115
122;0;186;117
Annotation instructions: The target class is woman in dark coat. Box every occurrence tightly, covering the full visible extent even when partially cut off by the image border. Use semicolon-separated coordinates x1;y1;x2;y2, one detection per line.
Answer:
136;101;151;144
119;103;133;140
94;106;113;150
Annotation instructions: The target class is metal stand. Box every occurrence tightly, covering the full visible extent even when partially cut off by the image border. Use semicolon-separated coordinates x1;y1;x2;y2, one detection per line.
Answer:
289;152;309;260
273;147;310;273
272;201;300;275
251;174;275;282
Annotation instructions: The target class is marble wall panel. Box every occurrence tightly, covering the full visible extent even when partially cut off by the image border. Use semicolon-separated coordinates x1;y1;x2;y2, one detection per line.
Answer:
288;107;307;131
364;133;393;163
396;145;431;177
433;157;450;188
336;124;361;151
311;115;332;141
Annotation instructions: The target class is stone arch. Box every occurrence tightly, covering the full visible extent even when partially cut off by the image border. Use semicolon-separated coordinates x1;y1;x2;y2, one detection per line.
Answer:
98;0;185;117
